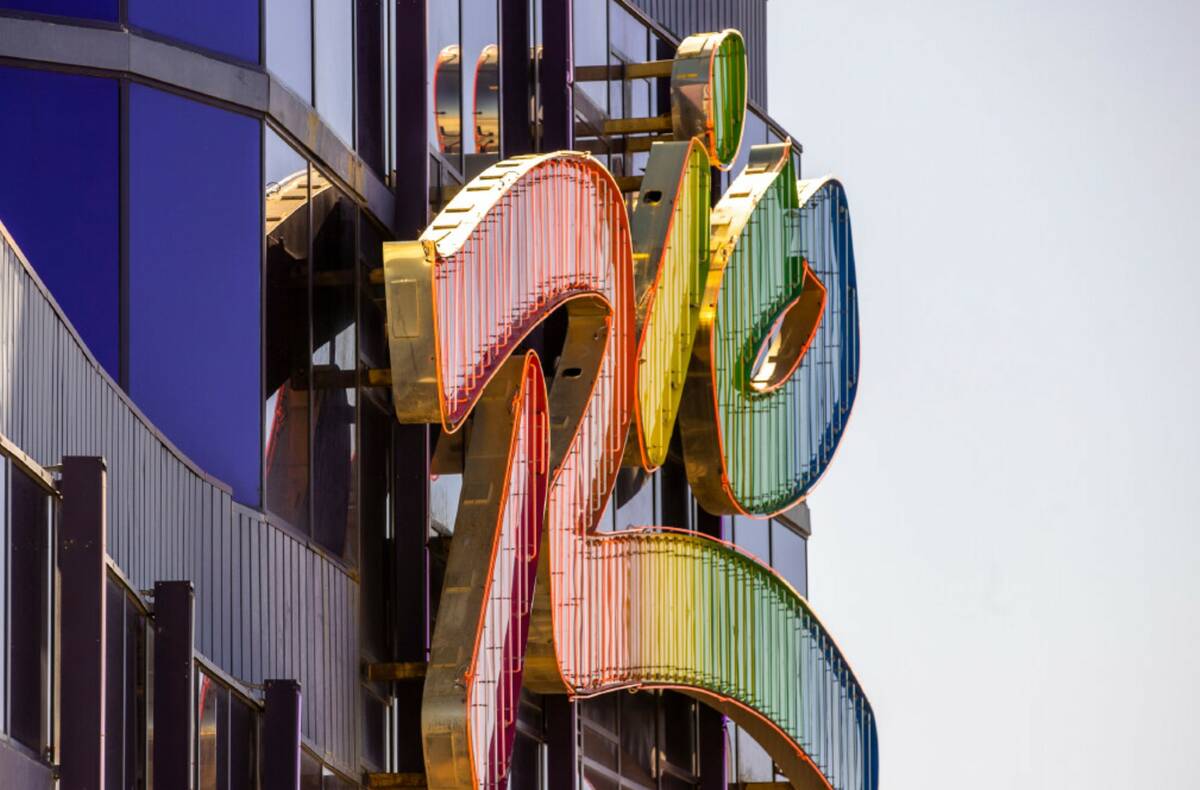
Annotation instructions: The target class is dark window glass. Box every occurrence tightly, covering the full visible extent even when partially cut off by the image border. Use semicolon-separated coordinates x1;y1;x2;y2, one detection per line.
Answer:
229;696;257;790
128;0;259;63
9;465;49;752
314;0;355;144
358;400;390;656
771;520;807;595
266;0;313;103
127;85;262;504
659;692;695;771
0;0;116;21
356;0;386;172
264;132;312;533
310;180;357;558
125;593;147;788
508;729;542;790
106;579;125;789
0;67;119;377
361;688;387;770
619;692;657;786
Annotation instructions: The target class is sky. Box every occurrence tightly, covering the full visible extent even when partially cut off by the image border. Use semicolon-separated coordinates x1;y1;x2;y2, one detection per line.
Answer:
768;1;1200;786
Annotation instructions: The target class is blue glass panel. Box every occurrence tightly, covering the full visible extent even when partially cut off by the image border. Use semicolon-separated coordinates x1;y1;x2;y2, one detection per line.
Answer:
0;0;117;21
0;66;119;377
127;85;262;504
129;0;259;63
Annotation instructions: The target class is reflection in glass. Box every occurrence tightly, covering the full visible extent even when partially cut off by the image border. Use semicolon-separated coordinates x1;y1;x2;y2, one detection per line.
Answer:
433;45;463;155
264;131;312;533
472;44;500;154
356;0;386;172
310;180;358;558
266;0;313;103
429;1;461;165
462;0;498;173
197;674;225;790
315;0;355;144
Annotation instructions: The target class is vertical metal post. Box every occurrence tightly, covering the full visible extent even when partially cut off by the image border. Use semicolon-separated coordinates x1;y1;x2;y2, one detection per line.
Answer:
544;695;577;789
262;679;302;790
58;456;107;789
394;0;429;238
541;0;573;150
391;421;430;772
698;705;727;790
152;581;194;789
500;0;534;156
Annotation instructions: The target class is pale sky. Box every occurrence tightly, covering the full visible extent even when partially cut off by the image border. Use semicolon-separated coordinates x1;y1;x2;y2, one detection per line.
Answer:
769;1;1200;786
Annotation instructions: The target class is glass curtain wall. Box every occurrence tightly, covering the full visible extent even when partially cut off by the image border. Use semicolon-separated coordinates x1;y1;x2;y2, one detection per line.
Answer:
266;0;390;177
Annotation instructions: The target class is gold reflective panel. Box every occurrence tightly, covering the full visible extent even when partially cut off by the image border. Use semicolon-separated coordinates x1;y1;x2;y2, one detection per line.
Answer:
627;139;712;470
671;29;748;169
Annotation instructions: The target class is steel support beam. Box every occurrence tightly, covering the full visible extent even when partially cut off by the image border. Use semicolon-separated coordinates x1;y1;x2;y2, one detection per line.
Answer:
541;0;573;150
58;456;107;790
263;679;302;790
153;581;195;789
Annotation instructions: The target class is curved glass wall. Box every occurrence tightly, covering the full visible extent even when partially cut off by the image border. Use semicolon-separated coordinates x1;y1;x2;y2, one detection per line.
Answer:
127;84;262;505
128;0;259;63
0;66;120;378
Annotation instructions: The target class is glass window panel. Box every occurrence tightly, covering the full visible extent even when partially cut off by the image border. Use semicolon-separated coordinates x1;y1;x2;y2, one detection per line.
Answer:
358;400;390;656
659;692;695;771
582;726;618;771
314;0;355;144
266;0;313;103
0;0;116;20
582;766;619;790
300;751;322;789
264;131;311;533
731;515;770;566
310;180;357;557
581;693;618;733
429;0;462;168
508;729;542;790
128;0;259;63
0;67;119;377
462;0;498;165
356;0;386;172
229;696;257;790
729;110;766;182
619;692;657;786
573;0;607;111
9;466;49;752
127;85;262;505
614;468;655;530
361;688;387;770
771;520;808;595
197;674;224;790
734;725;774;782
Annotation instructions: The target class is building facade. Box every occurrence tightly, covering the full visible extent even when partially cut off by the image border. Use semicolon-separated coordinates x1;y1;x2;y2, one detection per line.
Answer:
0;1;875;788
